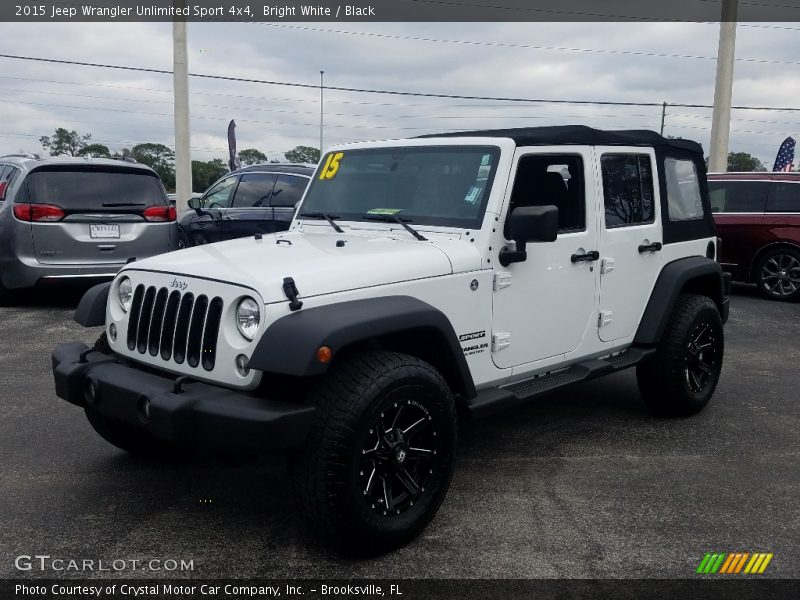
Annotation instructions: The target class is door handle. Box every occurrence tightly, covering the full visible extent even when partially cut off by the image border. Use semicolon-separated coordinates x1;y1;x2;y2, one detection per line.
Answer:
571;250;599;263
638;242;663;253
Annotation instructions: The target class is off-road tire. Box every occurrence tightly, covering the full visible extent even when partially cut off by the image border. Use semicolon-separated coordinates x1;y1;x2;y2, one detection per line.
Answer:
0;278;14;306
636;294;724;417
754;247;800;302
290;351;458;555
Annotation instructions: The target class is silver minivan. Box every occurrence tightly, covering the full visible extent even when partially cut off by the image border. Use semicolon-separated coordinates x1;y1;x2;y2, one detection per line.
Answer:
0;155;176;303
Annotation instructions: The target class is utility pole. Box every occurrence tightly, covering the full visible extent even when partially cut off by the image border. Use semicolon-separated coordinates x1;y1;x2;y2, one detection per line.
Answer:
660;102;667;136
708;0;738;173
319;70;325;156
173;16;192;213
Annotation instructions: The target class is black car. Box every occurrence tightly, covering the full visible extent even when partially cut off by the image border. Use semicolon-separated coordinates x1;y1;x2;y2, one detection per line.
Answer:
177;164;314;248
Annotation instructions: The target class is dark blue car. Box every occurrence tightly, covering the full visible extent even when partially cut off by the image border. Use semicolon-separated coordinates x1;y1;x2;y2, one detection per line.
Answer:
177;164;314;248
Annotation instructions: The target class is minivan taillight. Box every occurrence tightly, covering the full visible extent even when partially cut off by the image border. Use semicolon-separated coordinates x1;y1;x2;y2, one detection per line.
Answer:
13;203;65;222
143;205;177;222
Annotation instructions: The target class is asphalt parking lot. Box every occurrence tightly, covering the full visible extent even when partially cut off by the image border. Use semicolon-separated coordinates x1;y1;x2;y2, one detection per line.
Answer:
0;286;798;579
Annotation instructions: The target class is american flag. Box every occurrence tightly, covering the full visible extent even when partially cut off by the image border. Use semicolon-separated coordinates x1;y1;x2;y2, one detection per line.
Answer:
772;136;795;172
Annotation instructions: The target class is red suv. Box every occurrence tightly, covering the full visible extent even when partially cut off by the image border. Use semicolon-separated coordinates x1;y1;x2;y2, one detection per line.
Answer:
708;172;800;301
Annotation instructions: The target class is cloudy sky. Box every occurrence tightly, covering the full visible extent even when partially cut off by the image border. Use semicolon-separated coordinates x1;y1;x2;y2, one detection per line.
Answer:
0;20;798;167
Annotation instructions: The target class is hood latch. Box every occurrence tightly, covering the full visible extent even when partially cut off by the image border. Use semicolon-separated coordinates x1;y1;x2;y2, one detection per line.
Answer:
282;277;303;311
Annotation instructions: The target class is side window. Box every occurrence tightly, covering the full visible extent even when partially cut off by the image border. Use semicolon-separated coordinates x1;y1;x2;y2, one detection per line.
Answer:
506;154;585;234
202;176;237;209
271;175;308;207
232;173;277;208
664;158;703;221
767;182;800;213
707;181;768;213
601;154;655;228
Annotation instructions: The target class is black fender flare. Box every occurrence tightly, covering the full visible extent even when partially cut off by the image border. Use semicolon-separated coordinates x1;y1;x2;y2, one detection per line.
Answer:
74;282;111;327
634;256;727;346
249;295;476;399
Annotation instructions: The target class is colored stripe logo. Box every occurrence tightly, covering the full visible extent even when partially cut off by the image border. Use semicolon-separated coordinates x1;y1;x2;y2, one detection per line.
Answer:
696;552;773;574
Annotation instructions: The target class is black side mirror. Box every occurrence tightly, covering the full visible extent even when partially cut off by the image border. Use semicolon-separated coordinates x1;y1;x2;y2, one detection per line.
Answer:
188;197;202;210
499;205;559;267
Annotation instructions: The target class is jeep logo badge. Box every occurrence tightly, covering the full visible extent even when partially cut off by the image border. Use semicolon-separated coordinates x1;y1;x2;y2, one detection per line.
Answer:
169;278;188;291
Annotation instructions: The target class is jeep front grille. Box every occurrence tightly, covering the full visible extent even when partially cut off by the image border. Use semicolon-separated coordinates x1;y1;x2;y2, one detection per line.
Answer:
126;284;223;371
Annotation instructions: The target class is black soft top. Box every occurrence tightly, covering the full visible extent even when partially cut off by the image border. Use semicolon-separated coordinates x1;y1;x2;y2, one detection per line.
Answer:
418;125;703;155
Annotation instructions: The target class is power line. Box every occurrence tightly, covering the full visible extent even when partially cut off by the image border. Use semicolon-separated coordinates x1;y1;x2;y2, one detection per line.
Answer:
254;22;800;66
1;53;799;113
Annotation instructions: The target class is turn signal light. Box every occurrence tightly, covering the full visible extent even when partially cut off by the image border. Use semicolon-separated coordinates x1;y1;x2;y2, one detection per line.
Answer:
316;346;333;364
13;202;65;222
143;205;177;222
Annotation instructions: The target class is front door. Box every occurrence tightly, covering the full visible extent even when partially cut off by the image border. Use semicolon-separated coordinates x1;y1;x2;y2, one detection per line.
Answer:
221;172;277;240
192;175;238;245
491;147;599;369
595;148;663;342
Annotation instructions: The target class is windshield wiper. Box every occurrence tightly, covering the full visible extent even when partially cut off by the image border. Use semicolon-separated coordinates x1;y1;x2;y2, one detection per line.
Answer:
298;212;344;233
363;214;427;241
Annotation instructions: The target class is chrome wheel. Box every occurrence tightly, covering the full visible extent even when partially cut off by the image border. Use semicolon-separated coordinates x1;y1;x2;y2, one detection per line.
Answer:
685;321;720;394
360;399;437;517
760;253;800;298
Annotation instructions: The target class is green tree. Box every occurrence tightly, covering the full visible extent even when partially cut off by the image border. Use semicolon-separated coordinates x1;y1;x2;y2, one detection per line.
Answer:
39;128;92;156
284;145;320;164
238;148;268;166
76;143;111;158
131;143;176;191
706;152;767;172
192;159;228;192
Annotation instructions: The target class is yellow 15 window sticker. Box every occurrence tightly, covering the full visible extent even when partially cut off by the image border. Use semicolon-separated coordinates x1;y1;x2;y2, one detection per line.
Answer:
319;152;344;180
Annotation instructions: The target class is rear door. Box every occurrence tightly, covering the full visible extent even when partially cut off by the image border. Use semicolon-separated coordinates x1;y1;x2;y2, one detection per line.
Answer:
708;179;768;280
25;167;172;265
596;148;663;343
270;174;308;231
220;172;276;240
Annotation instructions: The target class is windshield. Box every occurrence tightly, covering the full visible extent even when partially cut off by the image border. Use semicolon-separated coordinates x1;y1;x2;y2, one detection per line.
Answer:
300;146;500;229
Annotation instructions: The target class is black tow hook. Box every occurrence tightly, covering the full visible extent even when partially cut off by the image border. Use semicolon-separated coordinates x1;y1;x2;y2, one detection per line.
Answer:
283;277;303;311
173;375;191;394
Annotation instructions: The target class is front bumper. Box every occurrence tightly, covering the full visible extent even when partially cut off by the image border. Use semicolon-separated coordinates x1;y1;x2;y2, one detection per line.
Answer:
52;342;315;453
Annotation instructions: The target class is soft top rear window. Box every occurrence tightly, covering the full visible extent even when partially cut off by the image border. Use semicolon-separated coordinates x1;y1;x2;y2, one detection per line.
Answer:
26;167;166;211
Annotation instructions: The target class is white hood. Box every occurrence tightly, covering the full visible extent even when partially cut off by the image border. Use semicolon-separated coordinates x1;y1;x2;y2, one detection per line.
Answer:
128;229;482;303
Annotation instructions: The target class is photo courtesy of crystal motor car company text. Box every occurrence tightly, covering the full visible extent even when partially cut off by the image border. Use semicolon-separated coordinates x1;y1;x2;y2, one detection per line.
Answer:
1;1;799;598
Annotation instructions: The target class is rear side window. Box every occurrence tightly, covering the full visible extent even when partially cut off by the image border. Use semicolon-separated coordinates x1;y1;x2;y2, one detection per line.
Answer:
767;182;800;212
664;158;703;221
601;154;655;228
271;175;308;207
26;169;165;210
708;181;768;213
0;165;10;200
232;173;276;208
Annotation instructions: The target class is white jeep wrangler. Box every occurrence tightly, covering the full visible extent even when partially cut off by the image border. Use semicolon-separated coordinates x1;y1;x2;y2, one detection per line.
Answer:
53;126;730;553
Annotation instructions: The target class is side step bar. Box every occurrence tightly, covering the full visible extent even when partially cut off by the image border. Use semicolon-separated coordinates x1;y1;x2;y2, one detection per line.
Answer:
466;347;656;418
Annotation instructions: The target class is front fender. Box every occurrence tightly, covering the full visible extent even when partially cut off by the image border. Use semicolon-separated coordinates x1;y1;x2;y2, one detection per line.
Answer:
249;295;476;399
74;282;111;327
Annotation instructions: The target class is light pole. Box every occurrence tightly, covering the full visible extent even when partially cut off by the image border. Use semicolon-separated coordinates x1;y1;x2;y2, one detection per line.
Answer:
173;18;192;212
319;70;325;156
708;0;738;173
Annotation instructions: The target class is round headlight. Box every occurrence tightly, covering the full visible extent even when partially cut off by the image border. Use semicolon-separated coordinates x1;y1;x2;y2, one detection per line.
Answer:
236;297;260;340
117;277;133;312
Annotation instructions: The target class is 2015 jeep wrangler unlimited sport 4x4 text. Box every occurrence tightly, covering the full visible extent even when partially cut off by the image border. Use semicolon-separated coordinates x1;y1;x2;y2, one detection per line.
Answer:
53;126;730;554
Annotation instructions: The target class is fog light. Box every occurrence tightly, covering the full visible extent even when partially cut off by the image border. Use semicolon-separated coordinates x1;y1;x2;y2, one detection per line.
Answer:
138;397;151;423
83;378;99;405
108;323;117;342
235;354;250;377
